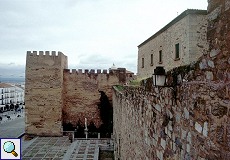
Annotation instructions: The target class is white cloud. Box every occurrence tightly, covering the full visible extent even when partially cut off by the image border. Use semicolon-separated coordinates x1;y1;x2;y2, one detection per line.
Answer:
0;63;25;78
0;0;208;76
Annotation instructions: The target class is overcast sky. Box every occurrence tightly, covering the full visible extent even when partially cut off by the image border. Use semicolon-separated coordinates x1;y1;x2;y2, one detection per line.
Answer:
0;0;207;78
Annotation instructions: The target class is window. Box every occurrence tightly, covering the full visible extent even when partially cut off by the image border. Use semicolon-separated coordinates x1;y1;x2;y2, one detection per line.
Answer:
142;58;144;68
150;54;153;65
175;43;180;59
159;50;162;63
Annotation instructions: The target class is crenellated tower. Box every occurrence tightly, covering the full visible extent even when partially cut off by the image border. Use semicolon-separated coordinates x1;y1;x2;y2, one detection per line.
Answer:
25;50;128;137
25;51;68;136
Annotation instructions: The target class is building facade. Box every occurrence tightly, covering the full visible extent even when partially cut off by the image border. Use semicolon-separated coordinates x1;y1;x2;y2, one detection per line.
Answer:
0;83;24;111
137;9;208;79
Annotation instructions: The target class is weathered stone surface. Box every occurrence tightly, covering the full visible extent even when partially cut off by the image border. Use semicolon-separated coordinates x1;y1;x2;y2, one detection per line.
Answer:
216;126;224;144
181;129;187;140
184;107;189;119
199;59;208;69
176;112;181;122
161;138;166;149
195;122;203;133
227;125;230;148
187;132;192;144
155;104;161;112
210;49;220;57
187;144;190;153
208;6;221;21
226;0;230;11
157;150;163;160
113;0;230;159
211;104;227;117
203;122;208;137
208;60;215;68
206;71;214;81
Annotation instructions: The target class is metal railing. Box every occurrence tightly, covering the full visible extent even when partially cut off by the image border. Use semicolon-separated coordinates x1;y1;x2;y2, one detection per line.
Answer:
62;131;113;140
62;131;114;151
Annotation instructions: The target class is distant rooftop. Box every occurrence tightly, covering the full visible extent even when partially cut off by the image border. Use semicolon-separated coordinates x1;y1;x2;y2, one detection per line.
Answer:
110;63;117;70
15;86;24;90
0;83;13;88
138;9;207;48
126;70;134;74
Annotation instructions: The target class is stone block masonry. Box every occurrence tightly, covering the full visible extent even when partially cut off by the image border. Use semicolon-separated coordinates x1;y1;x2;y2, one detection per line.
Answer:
25;51;68;136
137;9;208;79
113;0;230;159
25;51;127;136
62;68;126;127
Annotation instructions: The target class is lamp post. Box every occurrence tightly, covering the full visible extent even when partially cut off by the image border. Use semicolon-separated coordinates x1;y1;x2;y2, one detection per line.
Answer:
152;66;177;104
152;66;167;86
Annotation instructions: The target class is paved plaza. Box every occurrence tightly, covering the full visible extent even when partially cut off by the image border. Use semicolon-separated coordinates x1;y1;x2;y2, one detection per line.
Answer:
22;137;113;160
22;137;71;160
0;111;114;159
0;111;25;138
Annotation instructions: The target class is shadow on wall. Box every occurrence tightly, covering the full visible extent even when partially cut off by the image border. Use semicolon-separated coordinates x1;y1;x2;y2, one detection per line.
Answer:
62;90;113;138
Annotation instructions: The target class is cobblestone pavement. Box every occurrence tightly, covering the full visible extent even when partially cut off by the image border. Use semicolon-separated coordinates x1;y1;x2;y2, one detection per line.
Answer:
0;113;25;138
22;137;114;160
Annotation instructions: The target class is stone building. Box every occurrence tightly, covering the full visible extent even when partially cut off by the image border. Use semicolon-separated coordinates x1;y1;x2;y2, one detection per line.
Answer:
109;63;135;82
25;51;127;136
137;9;208;79
113;0;230;159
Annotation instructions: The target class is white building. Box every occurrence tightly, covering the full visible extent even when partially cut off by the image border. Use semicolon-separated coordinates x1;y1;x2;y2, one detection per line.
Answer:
0;83;24;111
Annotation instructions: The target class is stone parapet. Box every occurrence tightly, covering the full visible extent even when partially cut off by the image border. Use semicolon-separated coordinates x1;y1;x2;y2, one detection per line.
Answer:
27;51;65;57
113;0;230;159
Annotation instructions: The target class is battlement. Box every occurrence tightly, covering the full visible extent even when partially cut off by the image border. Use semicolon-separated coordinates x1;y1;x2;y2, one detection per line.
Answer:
27;51;65;57
64;69;107;74
64;68;126;75
26;51;68;69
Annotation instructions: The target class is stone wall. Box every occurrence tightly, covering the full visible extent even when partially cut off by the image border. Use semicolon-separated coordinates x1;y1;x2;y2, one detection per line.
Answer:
137;9;207;79
25;50;127;135
63;68;126;127
25;51;67;136
113;0;230;159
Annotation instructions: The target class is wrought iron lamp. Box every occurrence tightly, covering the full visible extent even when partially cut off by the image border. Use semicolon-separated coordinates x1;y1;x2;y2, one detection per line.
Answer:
152;66;167;86
152;66;177;104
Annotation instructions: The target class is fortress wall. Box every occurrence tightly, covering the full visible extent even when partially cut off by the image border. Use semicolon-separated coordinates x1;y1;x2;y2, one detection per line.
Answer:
25;51;68;136
62;68;126;127
113;0;230;159
25;49;126;135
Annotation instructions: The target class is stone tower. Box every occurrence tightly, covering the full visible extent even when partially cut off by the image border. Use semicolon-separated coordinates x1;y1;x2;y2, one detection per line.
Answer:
25;51;68;136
